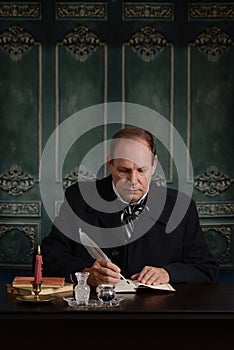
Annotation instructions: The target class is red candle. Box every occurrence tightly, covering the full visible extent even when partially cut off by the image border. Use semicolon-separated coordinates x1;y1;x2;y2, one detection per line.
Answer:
34;245;43;283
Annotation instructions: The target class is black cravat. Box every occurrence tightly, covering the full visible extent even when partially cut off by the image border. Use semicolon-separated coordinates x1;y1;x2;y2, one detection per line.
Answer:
120;196;149;240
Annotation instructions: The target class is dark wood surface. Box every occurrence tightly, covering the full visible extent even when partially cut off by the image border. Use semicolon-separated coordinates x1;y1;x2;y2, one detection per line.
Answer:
1;282;234;319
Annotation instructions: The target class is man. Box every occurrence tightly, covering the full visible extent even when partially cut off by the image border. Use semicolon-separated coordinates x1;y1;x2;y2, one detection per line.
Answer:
41;127;219;287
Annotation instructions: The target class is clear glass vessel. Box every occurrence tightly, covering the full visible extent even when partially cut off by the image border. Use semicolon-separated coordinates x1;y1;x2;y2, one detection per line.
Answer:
74;272;90;306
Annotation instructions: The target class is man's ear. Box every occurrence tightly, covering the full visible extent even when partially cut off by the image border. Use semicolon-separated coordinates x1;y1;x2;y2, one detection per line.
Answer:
107;154;112;172
152;155;158;175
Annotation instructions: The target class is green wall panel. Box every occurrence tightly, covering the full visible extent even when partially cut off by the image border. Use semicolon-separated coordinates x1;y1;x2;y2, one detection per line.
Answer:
0;1;233;270
0;46;40;175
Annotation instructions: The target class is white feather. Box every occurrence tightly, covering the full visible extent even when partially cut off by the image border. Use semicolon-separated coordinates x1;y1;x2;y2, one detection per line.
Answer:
79;228;110;261
79;228;129;283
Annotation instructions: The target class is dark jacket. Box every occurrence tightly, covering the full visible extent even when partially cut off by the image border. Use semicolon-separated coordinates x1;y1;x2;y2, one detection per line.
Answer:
41;175;219;283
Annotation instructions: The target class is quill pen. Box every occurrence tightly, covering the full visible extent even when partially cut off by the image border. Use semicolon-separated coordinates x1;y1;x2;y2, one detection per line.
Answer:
79;228;129;284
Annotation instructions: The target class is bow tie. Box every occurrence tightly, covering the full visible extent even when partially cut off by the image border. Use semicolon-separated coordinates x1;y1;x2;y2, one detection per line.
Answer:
120;196;149;240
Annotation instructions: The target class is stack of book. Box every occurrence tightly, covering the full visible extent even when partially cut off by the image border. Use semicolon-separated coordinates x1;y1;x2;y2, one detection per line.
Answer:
6;276;73;296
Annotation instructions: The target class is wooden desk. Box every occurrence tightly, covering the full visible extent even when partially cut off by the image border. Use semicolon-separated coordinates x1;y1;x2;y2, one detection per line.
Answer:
1;282;234;319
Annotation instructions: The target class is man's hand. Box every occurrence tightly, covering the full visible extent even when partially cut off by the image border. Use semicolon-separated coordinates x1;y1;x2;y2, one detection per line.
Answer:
131;266;169;285
82;259;121;287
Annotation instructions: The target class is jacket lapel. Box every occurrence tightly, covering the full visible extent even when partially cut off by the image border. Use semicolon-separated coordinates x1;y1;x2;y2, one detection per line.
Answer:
84;176;170;244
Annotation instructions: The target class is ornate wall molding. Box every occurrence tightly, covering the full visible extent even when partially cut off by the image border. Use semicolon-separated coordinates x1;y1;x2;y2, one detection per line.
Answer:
0;165;37;197
152;173;167;187
55;165;96;216
123;2;174;20
56;2;107;19
0;201;41;217
125;26;170;62
0;25;38;61
123;26;174;183
188;3;234;20
201;224;232;265
0;222;38;264
0;2;41;19
63;165;96;189
197;202;234;217
191;26;233;63
59;25;104;62
55;201;63;217
194;166;233;197
55;25;107;180
186;27;233;181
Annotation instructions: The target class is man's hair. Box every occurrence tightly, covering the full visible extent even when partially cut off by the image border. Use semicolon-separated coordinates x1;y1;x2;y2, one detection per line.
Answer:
110;127;156;164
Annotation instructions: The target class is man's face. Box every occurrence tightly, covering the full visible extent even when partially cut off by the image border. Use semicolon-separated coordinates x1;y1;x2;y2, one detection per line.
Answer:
107;137;157;203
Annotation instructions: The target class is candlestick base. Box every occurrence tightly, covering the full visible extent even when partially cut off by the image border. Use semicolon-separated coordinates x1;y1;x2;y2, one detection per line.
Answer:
16;295;54;303
31;281;42;299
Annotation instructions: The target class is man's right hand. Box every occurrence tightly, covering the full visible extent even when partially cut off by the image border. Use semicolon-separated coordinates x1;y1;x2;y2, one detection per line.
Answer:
82;259;121;287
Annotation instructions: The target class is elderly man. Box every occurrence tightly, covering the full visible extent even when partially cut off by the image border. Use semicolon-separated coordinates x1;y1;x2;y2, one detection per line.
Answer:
41;127;219;286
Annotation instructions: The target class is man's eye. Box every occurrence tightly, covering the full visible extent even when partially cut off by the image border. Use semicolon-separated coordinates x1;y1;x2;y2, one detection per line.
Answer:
138;168;147;174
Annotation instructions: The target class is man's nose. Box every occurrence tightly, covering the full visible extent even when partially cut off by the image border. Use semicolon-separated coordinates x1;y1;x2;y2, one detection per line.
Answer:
128;171;138;184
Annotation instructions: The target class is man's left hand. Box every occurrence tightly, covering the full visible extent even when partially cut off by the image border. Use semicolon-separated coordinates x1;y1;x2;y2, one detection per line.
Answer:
131;266;169;285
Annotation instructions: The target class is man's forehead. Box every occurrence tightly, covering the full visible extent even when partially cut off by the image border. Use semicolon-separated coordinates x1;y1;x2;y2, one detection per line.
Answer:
112;138;152;163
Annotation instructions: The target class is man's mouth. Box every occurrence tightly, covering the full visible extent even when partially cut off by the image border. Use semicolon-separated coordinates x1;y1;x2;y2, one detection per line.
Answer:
126;188;140;193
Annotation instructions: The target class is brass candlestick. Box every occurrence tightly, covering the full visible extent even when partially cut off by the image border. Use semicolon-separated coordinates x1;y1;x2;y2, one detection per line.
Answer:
31;281;42;299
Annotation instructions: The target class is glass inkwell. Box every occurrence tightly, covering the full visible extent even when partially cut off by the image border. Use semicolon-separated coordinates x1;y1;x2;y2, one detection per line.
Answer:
97;284;116;305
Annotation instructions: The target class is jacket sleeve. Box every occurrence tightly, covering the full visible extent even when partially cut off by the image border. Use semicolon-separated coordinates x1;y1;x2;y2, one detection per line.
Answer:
41;187;94;282
163;199;219;283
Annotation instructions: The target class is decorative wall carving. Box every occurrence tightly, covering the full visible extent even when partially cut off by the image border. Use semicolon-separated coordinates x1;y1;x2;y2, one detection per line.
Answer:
202;224;232;265
194;166;233;197
192;26;233;62
63;165;96;189
59;25;104;62
0;2;41;18
152;173;167;187
0;25;38;61
188;3;234;20
0;165;36;197
0;222;38;264
55;201;63;217
56;2;107;19
123;2;174;20
0;202;41;217
197;202;234;217
125;26;170;62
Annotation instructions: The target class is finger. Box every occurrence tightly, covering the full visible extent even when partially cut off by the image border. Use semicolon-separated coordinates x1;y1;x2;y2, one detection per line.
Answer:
131;273;139;280
136;266;150;282
98;259;121;273
94;260;121;280
88;268;120;287
140;270;156;284
144;273;160;285
152;269;169;285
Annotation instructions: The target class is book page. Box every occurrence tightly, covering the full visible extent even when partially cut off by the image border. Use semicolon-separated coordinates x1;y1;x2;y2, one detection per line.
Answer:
115;279;137;292
136;282;176;292
115;279;175;293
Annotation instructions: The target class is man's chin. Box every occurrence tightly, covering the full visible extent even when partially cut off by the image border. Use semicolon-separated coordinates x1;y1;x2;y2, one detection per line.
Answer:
122;192;141;203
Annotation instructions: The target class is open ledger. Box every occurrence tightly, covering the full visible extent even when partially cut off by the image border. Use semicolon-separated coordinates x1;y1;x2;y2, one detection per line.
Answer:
115;279;176;293
78;229;175;293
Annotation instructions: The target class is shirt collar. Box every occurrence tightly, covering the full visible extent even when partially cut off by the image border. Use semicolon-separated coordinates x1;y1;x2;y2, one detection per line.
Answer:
112;181;148;206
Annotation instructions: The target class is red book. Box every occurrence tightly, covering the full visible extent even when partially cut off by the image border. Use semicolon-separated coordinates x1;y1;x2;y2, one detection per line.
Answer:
12;276;65;288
